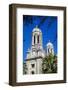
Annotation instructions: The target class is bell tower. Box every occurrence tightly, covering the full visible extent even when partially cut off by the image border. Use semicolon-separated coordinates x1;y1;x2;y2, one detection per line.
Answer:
25;26;46;74
46;40;54;56
32;25;43;50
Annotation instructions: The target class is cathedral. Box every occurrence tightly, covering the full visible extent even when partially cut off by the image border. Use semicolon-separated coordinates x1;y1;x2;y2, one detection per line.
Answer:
24;25;54;74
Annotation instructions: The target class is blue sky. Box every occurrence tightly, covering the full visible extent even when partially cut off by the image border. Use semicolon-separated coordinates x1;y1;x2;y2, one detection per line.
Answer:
23;15;57;61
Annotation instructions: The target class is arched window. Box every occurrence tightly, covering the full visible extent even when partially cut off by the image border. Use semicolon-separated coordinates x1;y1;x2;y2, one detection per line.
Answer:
34;35;35;44
31;64;35;68
48;48;49;53
31;71;35;74
37;35;39;43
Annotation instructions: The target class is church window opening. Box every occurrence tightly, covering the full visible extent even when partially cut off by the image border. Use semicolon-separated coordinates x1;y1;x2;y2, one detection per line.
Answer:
37;35;39;43
34;35;35;44
31;71;35;74
48;48;49;53
31;64;35;68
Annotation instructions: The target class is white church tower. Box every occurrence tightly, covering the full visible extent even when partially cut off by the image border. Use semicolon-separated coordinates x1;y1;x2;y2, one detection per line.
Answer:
31;25;45;57
46;40;54;56
25;26;45;74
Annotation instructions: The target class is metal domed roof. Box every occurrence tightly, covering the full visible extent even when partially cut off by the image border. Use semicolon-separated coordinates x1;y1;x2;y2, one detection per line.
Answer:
46;40;53;47
32;25;41;33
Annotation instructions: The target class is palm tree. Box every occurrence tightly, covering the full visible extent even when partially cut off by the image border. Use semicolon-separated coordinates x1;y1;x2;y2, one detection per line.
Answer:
42;54;57;73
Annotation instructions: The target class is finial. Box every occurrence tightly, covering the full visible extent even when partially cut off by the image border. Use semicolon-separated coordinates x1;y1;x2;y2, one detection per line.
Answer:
36;25;38;28
49;40;50;42
27;48;30;53
28;48;30;51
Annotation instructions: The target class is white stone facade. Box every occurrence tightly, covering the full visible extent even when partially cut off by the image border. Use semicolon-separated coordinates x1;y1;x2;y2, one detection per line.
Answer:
25;26;54;74
26;58;42;74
